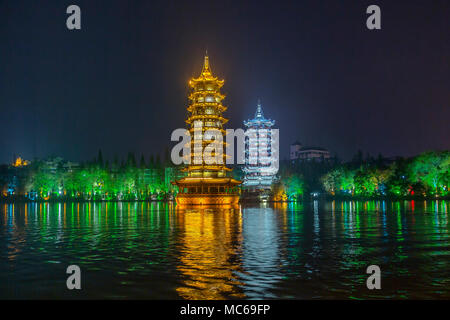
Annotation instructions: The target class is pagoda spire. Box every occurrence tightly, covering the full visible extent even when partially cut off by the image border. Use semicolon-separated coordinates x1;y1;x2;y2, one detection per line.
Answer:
255;99;265;119
243;100;277;191
201;51;212;76
190;53;224;88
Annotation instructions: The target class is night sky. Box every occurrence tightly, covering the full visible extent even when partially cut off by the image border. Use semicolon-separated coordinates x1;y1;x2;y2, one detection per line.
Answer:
0;0;449;164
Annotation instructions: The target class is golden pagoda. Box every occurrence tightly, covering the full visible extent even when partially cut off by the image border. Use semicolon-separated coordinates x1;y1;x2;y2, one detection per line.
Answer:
173;54;241;205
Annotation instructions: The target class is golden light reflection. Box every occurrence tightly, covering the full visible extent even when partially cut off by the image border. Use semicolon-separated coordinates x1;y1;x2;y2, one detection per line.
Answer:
175;205;245;299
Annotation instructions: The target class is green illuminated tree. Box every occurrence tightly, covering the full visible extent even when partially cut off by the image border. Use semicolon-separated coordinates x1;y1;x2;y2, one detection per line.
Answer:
408;151;450;195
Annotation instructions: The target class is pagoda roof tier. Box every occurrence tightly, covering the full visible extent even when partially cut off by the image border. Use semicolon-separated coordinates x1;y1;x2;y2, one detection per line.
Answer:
189;140;228;145
187;155;231;163
186;114;228;125
242;167;278;174
185;165;231;171
189;55;225;88
189;145;228;152
172;177;241;186
189;141;230;147
188;154;228;160
188;103;227;111
188;127;226;134
188;101;227;109
189;78;224;88
188;55;225;88
189;92;225;100
244;119;275;127
244;100;275;128
181;157;228;164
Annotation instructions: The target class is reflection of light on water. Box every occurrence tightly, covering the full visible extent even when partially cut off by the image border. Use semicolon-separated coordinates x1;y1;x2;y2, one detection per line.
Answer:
395;201;404;240
3;203;27;261
312;200;321;258
56;203;63;242
434;200;439;227
8;204;14;228
382;201;387;236
313;200;319;235
331;200;336;238
175;206;245;299
443;201;448;226
240;206;284;299
46;203;50;225
1;200;450;299
58;203;62;227
348;201;353;233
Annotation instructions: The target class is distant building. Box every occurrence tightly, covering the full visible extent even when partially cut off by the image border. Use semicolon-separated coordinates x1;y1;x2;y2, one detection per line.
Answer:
242;100;278;190
12;156;30;167
1;156;32;196
63;161;80;172
41;157;79;174
290;142;331;162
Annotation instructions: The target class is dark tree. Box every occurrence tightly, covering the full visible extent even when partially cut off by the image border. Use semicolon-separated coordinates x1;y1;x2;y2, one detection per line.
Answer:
97;149;104;168
164;147;171;166
376;153;384;166
352;150;364;166
148;155;155;169
112;154;119;172
140;153;146;168
127;152;137;168
155;154;161;169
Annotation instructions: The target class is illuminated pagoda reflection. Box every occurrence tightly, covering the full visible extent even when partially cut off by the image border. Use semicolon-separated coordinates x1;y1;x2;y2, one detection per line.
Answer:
173;54;241;205
242;100;277;193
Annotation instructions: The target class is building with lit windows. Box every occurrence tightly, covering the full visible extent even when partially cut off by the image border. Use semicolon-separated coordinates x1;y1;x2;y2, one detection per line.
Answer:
242;100;278;191
290;141;331;162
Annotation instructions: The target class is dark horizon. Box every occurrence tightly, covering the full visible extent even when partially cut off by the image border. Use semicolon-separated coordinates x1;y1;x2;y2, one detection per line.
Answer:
1;0;449;164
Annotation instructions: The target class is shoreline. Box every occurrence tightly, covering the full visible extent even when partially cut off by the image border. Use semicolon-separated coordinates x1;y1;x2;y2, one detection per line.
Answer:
1;196;449;204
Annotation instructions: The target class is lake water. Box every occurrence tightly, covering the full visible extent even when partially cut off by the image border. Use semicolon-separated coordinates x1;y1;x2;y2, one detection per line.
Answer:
0;200;449;299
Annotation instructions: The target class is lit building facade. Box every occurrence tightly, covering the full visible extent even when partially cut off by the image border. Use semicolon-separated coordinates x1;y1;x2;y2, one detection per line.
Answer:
12;156;30;168
290;141;331;162
173;55;241;205
242;101;277;190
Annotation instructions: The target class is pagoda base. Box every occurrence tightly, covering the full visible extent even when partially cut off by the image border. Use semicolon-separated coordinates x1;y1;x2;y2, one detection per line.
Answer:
172;177;242;206
175;193;240;206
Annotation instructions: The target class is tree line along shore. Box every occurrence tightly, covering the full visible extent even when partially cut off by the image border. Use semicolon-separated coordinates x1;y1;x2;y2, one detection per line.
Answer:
1;150;449;202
